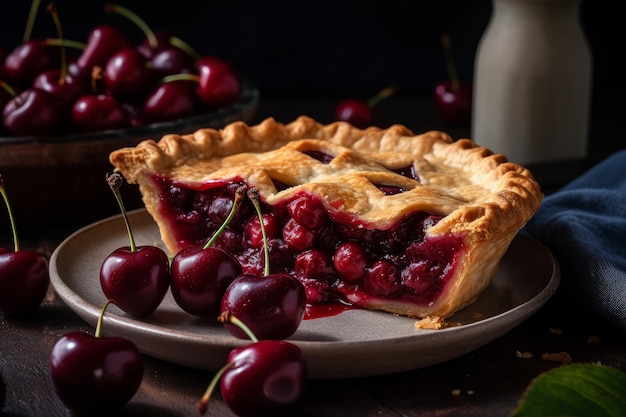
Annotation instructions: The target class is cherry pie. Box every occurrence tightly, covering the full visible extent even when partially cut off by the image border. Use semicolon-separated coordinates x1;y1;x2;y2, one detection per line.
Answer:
109;116;542;319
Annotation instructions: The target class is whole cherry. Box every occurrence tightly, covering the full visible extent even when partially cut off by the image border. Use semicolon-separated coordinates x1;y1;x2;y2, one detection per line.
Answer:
170;185;245;317
433;33;472;125
3;39;60;88
2;86;63;136
0;174;49;315
73;25;132;78
104;47;155;102
49;300;143;413
334;86;397;129
220;188;306;340
197;315;307;417
142;79;198;123
71;93;130;132
99;173;170;318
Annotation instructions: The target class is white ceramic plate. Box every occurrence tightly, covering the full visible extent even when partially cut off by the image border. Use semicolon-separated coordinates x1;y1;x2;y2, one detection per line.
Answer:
49;209;560;379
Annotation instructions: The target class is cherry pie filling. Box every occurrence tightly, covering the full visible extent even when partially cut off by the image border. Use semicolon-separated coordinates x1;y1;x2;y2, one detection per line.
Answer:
149;150;466;316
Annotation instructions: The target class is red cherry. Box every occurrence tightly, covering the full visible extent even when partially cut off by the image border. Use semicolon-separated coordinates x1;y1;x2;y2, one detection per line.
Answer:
220;188;306;341
334;86;397;128
195;56;242;108
3;39;60;88
71;94;130;132
74;25;132;78
433;80;472;125
433;33;472;125
2;87;62;136
142;79;198;123
32;68;89;109
104;48;155;102
99;173;170;318
197;317;307;417
170;185;246;317
0;175;49;315
49;301;143;413
219;341;307;417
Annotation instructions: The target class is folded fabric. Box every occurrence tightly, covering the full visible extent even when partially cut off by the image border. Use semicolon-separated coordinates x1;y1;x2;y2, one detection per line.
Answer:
524;150;626;333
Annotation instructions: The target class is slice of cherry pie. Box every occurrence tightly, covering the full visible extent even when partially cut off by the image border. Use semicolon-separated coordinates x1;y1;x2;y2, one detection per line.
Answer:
109;116;542;319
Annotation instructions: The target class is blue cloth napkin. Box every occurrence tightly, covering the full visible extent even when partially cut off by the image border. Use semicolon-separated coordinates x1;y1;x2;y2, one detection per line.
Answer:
524;150;626;333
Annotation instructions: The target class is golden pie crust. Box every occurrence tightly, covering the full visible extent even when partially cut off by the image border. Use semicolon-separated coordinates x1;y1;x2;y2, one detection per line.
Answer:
110;116;543;318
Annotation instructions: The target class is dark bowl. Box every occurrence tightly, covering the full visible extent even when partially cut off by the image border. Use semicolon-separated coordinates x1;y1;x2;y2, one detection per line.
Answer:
0;84;259;234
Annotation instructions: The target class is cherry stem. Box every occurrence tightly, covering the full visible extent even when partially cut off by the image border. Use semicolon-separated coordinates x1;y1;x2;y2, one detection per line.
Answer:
23;0;41;43
160;73;200;85
169;36;201;61
247;188;270;277
106;172;136;252
46;2;67;85
218;311;259;342
44;38;86;50
203;184;247;249
95;299;113;338
441;33;460;93
0;174;20;252
196;361;235;415
91;66;103;94
367;86;398;109
104;3;158;50
0;81;21;109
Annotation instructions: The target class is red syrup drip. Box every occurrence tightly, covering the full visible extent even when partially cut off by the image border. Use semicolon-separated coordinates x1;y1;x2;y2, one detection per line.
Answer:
304;303;355;320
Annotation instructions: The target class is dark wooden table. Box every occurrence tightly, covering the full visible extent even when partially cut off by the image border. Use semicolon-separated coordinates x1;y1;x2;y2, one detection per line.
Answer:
1;93;625;417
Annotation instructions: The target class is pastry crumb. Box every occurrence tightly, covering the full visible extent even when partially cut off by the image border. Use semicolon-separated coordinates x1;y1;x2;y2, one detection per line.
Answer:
451;389;461;396
415;316;461;330
541;351;572;365
467;390;475;395
549;327;563;334
471;312;484;319
587;335;601;343
516;351;533;359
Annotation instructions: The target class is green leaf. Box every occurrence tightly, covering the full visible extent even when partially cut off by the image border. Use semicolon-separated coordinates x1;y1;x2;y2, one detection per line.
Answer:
511;363;626;417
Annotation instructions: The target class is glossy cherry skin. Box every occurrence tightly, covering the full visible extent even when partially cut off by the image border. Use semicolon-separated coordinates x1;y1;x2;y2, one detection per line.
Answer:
221;272;306;340
49;331;143;413
334;99;373;129
74;25;132;78
170;246;242;317
0;249;49;315
221;340;306;417
433;80;472;125
2;88;62;136
142;80;198;123
71;94;130;132
195;56;241;108
150;47;195;78
3;40;60;88
32;68;89;109
104;48;155;102
99;245;170;318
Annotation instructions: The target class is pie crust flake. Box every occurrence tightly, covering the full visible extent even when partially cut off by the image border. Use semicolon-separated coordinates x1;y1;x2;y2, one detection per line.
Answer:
109;116;543;319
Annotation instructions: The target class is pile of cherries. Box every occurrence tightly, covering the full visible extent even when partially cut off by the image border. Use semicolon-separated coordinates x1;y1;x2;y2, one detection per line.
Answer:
96;173;307;416
0;2;242;137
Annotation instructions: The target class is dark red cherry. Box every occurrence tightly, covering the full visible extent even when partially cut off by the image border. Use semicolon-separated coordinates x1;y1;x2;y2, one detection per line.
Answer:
32;68;89;108
0;175;49;315
104;47;155;101
197;336;307;417
219;341;306;417
333;241;369;283
71;94;130;132
3;39;60;88
74;25;132;77
150;46;195;78
49;301;143;413
142;79;198;123
195;56;242;108
221;272;306;340
2;87;62;136
99;173;170;318
334;98;373;129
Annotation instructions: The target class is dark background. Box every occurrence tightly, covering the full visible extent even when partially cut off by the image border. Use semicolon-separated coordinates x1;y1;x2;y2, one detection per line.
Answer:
0;0;617;98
